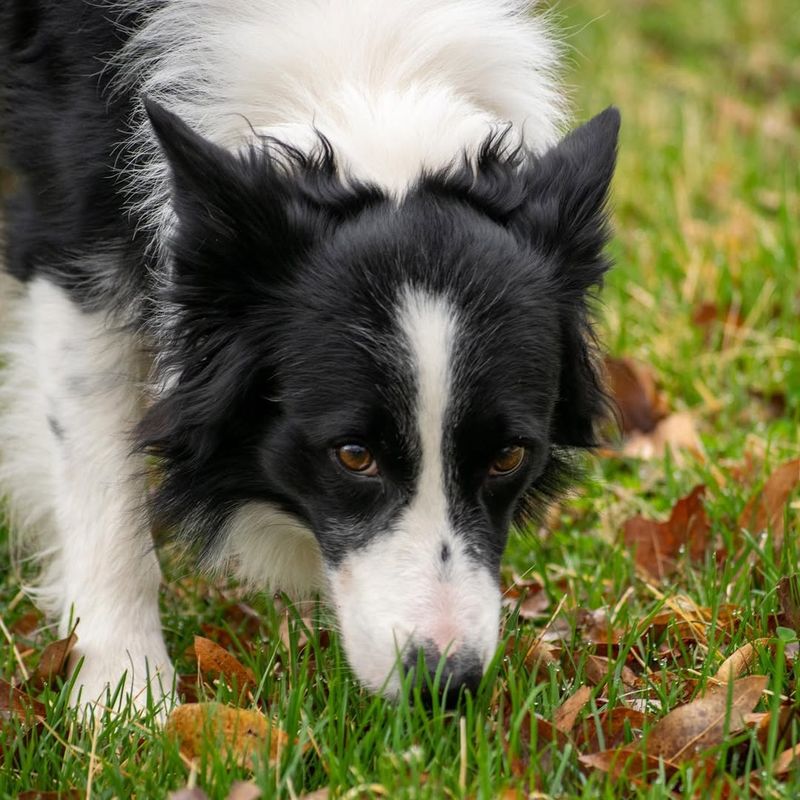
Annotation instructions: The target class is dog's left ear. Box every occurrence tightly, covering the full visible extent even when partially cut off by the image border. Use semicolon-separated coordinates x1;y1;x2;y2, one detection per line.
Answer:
518;107;621;447
144;97;384;284
513;106;620;282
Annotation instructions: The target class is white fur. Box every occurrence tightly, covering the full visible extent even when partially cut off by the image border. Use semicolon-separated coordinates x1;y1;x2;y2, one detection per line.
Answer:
328;290;501;695
214;502;324;596
112;0;565;247
0;278;173;713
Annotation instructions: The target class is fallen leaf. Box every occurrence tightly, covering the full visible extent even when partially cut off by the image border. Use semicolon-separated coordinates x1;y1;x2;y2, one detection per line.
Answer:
644;675;768;762
166;703;289;769
619;411;702;460
777;574;800;635
745;705;796;751
748;389;787;420
512;714;571;777
553;685;592;734
278;605;313;652
576;607;623;646
603;357;668;435
227;781;262;800
773;743;800;776
502;579;550;619
505;635;560;677
584;656;641;699
193;636;256;695
691;301;744;332
177;674;201;704
29;632;78;691
169;790;209;800
713;639;770;682
10;609;43;638
277;602;330;674
0;678;46;723
623;486;711;580
575;707;648;752
579;748;678;782
18;793;82;800
739;458;800;547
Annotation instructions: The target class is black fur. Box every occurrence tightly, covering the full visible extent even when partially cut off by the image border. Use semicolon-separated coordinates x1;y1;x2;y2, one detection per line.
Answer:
1;0;152;314
134;101;619;567
1;0;619;574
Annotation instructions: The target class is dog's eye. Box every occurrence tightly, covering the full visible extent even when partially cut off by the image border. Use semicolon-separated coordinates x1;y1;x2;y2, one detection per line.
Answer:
335;444;379;476
489;445;526;477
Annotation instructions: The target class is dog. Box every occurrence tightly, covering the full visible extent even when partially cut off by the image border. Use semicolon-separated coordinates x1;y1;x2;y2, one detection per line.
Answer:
0;0;619;711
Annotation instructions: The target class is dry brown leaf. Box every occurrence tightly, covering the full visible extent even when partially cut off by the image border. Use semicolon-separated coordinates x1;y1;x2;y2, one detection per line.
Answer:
584;656;641;698
18;793;82;800
502;580;550;619
10;609;43;638
226;781;262;800
603;357;669;434
777;574;800;635
553;685;592;734
576;607;622;646
169;790;210;800
277;602;330;674
691;301;744;333
29;632;78;691
0;678;46;723
623;486;711;580
644;675;768;762
745;706;796;751
193;636;256;695
575;707;648;752
505;634;560;678
739;458;800;546
579;748;678;782
512;714;571;777
773;743;800;776
166;703;288;770
713;639;771;683
619;411;702;460
748;389;787;420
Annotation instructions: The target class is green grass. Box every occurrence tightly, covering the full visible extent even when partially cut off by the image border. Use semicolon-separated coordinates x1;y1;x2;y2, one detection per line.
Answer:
2;0;799;797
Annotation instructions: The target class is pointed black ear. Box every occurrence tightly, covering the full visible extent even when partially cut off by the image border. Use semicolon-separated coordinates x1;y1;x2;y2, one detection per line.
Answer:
526;108;620;448
514;106;620;287
143;97;244;218
143;95;327;284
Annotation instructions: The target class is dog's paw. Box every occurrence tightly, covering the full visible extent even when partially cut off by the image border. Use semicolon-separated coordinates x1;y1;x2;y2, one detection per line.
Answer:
66;640;176;722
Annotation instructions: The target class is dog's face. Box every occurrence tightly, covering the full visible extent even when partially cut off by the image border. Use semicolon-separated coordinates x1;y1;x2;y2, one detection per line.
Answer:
142;102;619;696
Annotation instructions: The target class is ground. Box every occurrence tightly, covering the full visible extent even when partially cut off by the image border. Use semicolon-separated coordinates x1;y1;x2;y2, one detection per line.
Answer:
1;0;799;797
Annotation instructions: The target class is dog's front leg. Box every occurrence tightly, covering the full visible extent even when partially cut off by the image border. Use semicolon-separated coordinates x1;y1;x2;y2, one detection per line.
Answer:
24;278;174;716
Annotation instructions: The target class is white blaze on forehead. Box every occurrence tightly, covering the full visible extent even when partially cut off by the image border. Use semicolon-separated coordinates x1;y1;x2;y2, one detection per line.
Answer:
396;288;457;527
325;288;501;696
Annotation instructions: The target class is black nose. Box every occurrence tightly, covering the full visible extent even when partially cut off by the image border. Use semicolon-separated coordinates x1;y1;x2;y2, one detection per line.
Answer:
404;642;483;708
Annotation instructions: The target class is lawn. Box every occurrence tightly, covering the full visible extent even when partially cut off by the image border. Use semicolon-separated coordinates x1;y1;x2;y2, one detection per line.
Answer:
2;0;799;797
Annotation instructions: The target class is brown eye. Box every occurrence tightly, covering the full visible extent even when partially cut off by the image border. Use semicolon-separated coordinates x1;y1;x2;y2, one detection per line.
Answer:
489;445;526;477
335;444;379;476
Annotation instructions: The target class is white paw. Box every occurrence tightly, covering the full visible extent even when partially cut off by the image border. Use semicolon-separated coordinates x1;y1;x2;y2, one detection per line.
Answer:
67;640;176;721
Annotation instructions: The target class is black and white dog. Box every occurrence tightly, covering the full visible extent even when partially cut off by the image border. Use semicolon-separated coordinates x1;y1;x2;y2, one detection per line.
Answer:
0;0;618;710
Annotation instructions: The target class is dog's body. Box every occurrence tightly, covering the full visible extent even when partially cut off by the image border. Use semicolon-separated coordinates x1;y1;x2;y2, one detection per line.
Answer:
1;0;618;709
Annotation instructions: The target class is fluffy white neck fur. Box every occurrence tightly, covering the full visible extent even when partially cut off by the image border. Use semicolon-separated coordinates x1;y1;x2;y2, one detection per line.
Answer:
116;0;566;235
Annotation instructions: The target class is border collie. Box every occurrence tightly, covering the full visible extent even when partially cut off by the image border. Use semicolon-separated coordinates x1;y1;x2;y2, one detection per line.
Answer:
0;0;619;711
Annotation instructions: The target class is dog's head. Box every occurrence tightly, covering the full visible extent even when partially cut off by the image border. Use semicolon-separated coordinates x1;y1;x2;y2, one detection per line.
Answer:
141;101;619;698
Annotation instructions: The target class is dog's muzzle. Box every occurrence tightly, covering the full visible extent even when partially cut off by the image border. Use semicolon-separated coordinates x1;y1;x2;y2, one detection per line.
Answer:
403;640;483;707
